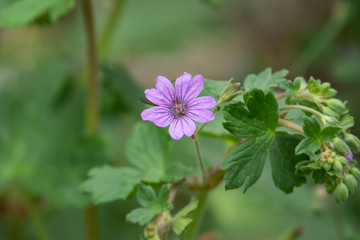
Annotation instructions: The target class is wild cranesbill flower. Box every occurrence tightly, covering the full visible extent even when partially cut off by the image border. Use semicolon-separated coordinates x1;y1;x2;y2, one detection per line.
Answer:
344;150;354;162
141;72;216;140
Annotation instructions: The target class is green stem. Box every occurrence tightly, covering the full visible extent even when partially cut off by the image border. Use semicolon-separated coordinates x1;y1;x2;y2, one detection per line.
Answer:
82;0;100;136
193;137;206;185
81;0;99;239
185;191;208;240
280;105;324;118
27;199;51;240
99;0;126;58
278;119;304;135
8;218;23;240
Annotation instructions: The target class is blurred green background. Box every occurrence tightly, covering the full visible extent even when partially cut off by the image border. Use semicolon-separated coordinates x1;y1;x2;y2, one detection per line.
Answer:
1;0;360;239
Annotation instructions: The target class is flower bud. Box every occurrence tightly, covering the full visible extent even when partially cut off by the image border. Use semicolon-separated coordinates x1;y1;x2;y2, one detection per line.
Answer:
220;81;241;103
350;167;360;179
343;174;358;194
322;107;339;119
323;162;332;171
332;137;350;155
326;183;336;193
332;158;343;173
327;99;345;113
334;182;349;203
337;156;348;165
344;134;360;153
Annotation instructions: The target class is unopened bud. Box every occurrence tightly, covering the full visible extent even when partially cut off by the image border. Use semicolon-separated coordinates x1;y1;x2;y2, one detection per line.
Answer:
332;137;350;155
344;150;354;162
327;99;345;113
220;80;241;103
337;156;348;165
343;174;358;194
350;167;360;179
334;182;349;203
326;183;336;193
332;158;343;173
344;134;360;153
322;107;339;119
323;162;332;171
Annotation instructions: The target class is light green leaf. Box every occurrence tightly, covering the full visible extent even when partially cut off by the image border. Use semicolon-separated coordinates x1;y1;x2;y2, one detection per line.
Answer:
244;68;288;91
172;198;199;236
126;184;171;226
83;123;189;204
0;0;75;28
270;133;307;193
126;122;189;182
81;166;141;204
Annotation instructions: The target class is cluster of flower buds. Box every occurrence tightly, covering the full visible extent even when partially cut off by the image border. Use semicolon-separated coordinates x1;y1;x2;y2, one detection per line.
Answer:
280;77;360;203
219;79;242;104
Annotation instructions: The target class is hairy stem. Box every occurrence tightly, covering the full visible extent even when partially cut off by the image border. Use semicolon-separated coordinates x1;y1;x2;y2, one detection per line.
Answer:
278;119;305;135
99;0;126;58
192;137;206;185
81;0;99;239
276;92;286;100
280;105;324;118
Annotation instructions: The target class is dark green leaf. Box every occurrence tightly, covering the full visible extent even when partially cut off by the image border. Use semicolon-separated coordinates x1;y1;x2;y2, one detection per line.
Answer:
303;116;321;140
221;134;275;191
295;138;321;156
223;89;278;138
270;133;307;193
320;126;341;141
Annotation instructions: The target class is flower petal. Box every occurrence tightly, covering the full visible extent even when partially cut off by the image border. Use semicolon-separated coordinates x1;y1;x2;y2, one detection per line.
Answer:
144;88;173;107
175;72;192;103
156;76;176;104
180;116;196;137
186;109;215;123
141;106;174;127
188;96;216;110
175;73;204;104
169;118;184;140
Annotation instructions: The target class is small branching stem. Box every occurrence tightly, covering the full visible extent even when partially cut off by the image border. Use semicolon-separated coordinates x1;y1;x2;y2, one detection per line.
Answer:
280;105;324;118
278;119;305;135
276;92;286;100
192;136;206;185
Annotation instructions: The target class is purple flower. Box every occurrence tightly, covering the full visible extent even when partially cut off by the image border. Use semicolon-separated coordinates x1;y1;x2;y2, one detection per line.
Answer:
141;72;216;140
344;150;354;162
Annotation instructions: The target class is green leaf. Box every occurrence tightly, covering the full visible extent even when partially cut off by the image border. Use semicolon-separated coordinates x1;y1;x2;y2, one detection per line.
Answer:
221;134;275;191
303;116;321;140
83;123;189;204
221;89;279;191
0;0;75;28
172;198;199;236
276;79;297;95
126;184;171;226
81;166;141;204
295;138;321;156
126;122;189;182
244;68;288;91
320;126;341;141
308;78;337;98
270;133;307;193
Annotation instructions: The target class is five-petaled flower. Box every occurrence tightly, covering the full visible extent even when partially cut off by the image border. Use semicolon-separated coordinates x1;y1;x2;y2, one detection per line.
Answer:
141;72;216;140
345;150;354;162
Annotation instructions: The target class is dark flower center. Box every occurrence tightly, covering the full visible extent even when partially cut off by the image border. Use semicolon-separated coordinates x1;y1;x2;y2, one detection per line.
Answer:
170;103;187;118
